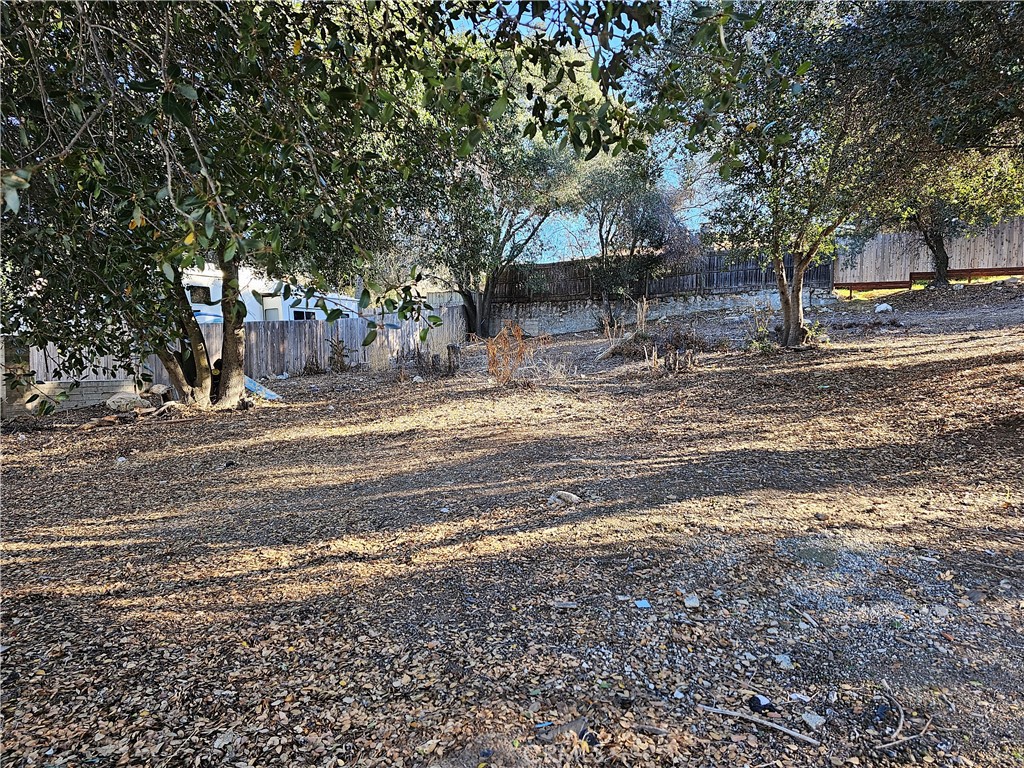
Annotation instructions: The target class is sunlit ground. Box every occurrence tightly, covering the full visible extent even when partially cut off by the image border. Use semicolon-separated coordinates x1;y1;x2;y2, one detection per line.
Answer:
3;289;1023;767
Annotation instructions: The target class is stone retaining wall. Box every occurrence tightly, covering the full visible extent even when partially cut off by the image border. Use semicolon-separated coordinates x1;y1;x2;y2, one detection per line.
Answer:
492;288;836;336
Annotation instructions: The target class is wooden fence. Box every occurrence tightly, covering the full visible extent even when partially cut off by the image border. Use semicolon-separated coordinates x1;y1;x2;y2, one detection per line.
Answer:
23;306;466;386
491;252;833;303
835;217;1024;288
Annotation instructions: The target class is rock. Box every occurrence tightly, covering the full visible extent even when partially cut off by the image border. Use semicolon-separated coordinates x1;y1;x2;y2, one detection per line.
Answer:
774;653;795;670
412;375;424;383
147;384;171;396
814;512;828;521
952;283;965;291
551;601;578;609
931;605;950;618
548;490;582;506
1005;276;1020;284
105;393;149;412
116;456;127;464
683;594;700;609
874;303;894;313
966;589;987;604
802;711;827;731
276;372;289;380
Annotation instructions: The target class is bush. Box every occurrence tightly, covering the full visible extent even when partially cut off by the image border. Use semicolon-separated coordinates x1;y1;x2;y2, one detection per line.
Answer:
486;323;535;386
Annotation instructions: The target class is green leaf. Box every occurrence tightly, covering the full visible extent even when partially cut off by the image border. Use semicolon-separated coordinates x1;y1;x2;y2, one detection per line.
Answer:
361;328;378;346
489;95;509;121
161;262;175;283
175;83;199;101
358;288;371;309
419;327;429;342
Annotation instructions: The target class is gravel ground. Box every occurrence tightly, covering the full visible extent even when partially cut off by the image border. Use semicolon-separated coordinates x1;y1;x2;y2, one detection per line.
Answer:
2;283;1023;768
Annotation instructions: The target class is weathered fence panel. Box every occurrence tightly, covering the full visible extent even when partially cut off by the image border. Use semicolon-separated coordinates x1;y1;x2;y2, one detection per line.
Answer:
492;253;833;304
835;217;1024;287
21;306;465;389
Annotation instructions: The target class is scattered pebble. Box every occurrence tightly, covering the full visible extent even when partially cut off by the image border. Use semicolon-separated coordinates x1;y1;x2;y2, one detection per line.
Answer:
802;711;827;731
775;654;795;670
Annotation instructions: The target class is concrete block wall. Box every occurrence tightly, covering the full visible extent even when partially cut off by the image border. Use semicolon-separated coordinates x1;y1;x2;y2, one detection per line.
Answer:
2;379;139;419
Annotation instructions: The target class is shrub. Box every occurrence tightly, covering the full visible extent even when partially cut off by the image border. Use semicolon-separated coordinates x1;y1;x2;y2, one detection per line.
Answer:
486;323;535;386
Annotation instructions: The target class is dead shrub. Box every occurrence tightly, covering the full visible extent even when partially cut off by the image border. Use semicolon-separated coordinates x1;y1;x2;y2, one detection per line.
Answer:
644;344;700;377
394;343;462;381
302;353;325;375
328;339;352;371
486;323;535;386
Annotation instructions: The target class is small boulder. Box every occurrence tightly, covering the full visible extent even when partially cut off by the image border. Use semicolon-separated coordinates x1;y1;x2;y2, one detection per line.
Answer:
548;490;582;506
874;303;894;313
105;393;149;412
147;384;171;397
683;594;701;609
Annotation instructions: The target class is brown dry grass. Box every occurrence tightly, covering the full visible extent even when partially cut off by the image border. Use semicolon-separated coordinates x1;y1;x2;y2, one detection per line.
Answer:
2;289;1023;767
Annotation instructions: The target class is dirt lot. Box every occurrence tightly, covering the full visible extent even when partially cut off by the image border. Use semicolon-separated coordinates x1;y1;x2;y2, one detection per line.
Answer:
3;283;1023;767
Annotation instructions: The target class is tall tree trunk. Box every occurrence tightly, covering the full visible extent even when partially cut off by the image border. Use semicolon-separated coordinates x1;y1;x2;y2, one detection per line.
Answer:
162;269;213;407
156;348;210;407
217;257;246;409
478;281;496;338
773;253;793;345
784;267;807;347
929;232;950;285
914;212;950;285
456;287;478;339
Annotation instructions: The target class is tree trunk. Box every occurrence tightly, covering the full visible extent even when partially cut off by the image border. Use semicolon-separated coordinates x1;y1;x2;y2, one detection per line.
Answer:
775;254;809;347
156;348;210;407
913;212;950;286
162;269;213;407
930;232;950;285
783;269;807;347
457;288;478;339
478;282;496;338
217;257;246;409
773;254;793;344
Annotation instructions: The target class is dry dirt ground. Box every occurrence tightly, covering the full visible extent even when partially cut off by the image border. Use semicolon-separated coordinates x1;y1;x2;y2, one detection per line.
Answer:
2;283;1023;768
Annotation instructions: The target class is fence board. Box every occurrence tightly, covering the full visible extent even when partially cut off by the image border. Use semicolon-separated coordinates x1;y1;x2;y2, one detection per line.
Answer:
835;217;1024;286
18;306;465;388
492;253;833;304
